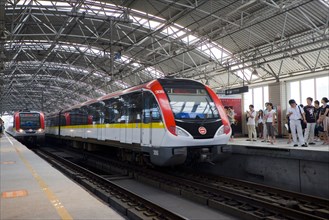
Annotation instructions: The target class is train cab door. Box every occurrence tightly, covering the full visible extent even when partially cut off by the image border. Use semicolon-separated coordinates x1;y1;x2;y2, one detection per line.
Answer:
120;93;142;144
141;92;162;147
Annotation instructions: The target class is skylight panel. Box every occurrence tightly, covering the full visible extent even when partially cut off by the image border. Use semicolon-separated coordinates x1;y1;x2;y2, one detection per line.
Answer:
6;1;255;82
145;67;164;78
320;0;329;7
181;35;198;44
114;80;130;89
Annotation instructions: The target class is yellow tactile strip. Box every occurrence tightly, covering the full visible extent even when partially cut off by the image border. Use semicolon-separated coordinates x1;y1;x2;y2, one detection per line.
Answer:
2;190;28;198
4;134;73;220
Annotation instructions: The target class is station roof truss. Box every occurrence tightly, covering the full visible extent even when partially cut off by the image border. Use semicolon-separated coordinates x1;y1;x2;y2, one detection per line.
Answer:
0;0;328;113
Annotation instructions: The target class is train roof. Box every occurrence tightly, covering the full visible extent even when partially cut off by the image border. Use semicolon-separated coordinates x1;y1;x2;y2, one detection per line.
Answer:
47;78;206;115
15;111;43;114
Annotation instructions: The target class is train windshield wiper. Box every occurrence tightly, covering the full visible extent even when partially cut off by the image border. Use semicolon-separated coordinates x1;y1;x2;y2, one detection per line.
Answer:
199;97;215;123
205;97;215;118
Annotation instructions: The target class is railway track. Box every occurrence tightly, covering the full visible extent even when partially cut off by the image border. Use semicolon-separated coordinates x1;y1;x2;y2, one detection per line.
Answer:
33;148;186;220
38;146;329;220
167;169;329;219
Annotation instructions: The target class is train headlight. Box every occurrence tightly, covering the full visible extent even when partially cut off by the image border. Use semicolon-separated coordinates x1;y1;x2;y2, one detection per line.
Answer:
37;128;44;133
18;129;24;133
216;125;231;136
175;126;190;137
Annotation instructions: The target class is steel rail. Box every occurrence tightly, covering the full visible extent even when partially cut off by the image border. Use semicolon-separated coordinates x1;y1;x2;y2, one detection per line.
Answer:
40;146;329;220
34;148;186;220
82;149;329;220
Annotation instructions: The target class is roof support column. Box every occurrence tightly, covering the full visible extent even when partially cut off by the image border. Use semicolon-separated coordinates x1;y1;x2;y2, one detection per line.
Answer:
0;0;6;113
110;20;114;80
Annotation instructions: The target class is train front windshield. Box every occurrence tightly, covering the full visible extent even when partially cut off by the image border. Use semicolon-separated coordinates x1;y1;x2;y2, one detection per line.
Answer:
20;113;41;129
165;88;220;120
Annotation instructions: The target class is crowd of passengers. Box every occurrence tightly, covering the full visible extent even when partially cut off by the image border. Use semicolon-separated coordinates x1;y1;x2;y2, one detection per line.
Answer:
224;97;329;146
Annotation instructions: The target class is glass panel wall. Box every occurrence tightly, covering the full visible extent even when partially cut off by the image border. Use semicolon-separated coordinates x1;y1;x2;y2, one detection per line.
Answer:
301;79;314;105
288;75;328;106
289;81;300;104
316;76;329;101
243;86;269;112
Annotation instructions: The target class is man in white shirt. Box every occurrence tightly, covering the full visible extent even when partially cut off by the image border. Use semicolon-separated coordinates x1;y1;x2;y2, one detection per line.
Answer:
246;104;257;141
287;99;307;147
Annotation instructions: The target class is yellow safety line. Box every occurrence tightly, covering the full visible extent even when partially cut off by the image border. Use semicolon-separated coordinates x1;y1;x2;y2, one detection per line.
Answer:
5;134;73;220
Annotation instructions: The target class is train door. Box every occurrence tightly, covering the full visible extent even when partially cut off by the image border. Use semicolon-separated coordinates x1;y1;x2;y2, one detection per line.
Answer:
119;95;129;143
141;92;162;146
129;92;142;144
141;92;151;146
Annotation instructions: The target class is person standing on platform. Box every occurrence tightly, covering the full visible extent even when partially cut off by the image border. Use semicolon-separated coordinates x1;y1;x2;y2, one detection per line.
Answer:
314;100;321;142
225;106;235;141
0;118;4;137
262;102;269;142
0;118;3;129
256;110;264;139
304;97;316;146
246;105;257;141
264;103;276;145
287;99;306;147
318;97;329;145
228;107;236;141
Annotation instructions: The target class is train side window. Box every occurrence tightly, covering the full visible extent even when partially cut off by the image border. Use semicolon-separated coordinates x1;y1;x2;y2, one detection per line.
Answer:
88;102;105;124
119;95;129;123
129;92;142;124
143;92;161;123
104;98;122;124
60;115;66;126
69;109;88;125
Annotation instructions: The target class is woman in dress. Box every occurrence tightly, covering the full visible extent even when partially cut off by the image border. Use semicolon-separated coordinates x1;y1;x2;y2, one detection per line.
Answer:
257;110;264;139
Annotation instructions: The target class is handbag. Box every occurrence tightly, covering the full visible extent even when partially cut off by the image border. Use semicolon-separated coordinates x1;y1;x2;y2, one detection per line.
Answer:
298;106;306;129
316;123;324;132
300;120;307;129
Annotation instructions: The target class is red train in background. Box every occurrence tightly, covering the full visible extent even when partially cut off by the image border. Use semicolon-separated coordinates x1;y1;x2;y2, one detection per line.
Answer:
6;111;45;144
46;79;231;166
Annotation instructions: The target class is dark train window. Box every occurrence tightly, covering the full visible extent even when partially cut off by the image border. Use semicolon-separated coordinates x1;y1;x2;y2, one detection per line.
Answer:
19;113;41;129
46;115;59;126
128;92;142;123
143;92;161;123
60;115;66;126
119;95;129;123
103;98;123;124
69;109;88;125
88;102;105;124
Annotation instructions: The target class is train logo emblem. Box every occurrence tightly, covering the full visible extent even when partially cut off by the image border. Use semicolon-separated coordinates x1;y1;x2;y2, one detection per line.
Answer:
198;126;207;135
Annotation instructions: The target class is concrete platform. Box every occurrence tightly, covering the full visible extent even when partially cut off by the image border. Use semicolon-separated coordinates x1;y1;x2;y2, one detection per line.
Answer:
0;134;125;220
228;138;329;162
200;138;329;198
230;137;329;150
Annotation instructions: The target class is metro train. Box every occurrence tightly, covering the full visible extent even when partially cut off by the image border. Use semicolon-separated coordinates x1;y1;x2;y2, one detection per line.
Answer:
6;111;45;144
46;79;231;166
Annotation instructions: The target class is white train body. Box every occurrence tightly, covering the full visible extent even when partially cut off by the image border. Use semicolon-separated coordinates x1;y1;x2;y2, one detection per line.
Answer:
46;79;231;166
